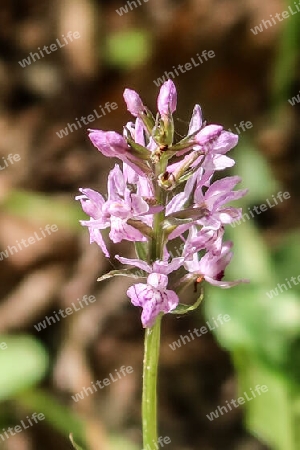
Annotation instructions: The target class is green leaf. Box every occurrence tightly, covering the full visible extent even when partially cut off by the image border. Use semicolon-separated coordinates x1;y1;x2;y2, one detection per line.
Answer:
205;283;300;368
0;335;48;401
233;352;299;450
125;133;151;160
171;289;204;315
98;268;146;282
17;389;85;444
70;434;85;450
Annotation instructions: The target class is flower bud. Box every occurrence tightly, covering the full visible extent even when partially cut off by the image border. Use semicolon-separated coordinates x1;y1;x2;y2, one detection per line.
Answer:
157;80;177;116
123;89;146;117
89;130;128;157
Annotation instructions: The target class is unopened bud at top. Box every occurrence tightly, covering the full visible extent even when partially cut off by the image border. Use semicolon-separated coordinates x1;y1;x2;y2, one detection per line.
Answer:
123;89;146;117
157;80;177;116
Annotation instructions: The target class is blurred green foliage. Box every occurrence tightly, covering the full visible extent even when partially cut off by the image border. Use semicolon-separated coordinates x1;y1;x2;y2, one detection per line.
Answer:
205;144;300;450
1;190;84;231
0;335;48;401
105;29;151;68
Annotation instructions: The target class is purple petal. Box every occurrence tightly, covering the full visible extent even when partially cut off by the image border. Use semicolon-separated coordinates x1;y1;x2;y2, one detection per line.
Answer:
188;104;203;135
204;276;249;288
140;288;179;327
147;273;168;288
206;176;242;199
152;257;184;275
203;154;235;172
127;283;151;306
213;131;238;154
194;125;223;148
199;216;221;230
76;188;105;219
107;165;125;201
164;289;180;312
212;189;248;210
106;201;130;219
166;192;186;215
215;207;243;224
157;80;177;116
116;255;151;273
167;223;192;240
89;130;128;157
123;162;138;184
137;175;154;197
88;227;110;257
123;88;145;117
135;118;146;145
109;218;145;243
184;166;204;198
130;194;149;215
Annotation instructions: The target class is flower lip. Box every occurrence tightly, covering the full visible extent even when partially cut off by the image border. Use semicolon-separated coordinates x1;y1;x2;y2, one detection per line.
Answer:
147;273;168;289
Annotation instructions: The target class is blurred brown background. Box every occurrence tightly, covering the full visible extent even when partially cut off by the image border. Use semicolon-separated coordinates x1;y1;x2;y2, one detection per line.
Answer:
0;0;299;449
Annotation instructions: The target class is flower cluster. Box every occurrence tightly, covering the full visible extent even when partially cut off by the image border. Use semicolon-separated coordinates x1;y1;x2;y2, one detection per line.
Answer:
76;81;248;328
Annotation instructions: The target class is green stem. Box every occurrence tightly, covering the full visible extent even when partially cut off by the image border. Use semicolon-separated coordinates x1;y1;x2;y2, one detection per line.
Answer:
142;315;162;448
142;156;168;448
